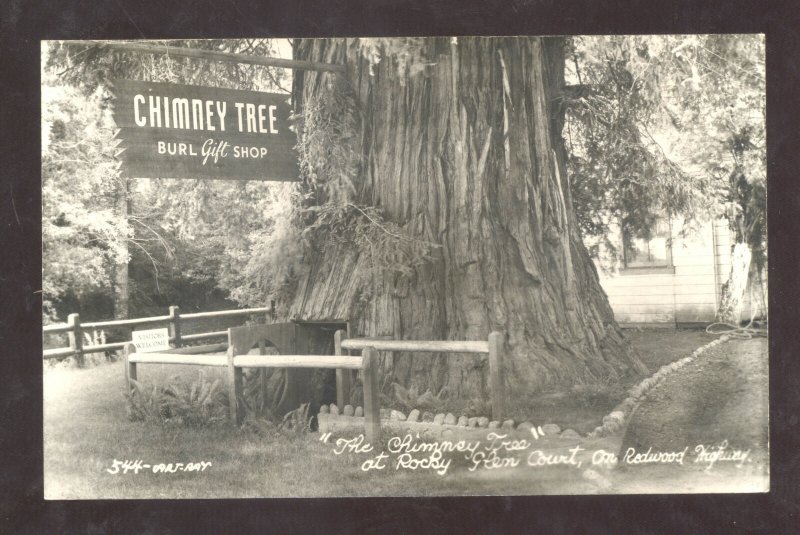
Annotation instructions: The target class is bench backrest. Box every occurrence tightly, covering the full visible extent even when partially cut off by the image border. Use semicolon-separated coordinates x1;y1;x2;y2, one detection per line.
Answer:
227;322;297;356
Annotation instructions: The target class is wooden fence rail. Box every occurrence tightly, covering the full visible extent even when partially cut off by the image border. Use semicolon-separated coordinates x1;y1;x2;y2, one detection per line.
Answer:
43;306;274;365
122;326;383;444
337;330;506;421
120;323;506;445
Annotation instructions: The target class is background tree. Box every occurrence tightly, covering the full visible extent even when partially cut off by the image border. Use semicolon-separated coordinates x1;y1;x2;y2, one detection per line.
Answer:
564;35;765;322
43;39;294;321
657;34;765;324
43;39;310;407
42;70;128;323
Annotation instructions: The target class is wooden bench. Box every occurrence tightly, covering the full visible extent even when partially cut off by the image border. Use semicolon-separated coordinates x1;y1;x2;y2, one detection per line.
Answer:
124;342;230;382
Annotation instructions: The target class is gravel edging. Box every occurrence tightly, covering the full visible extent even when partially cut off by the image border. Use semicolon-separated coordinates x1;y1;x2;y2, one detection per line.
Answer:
317;335;731;444
586;334;732;439
318;405;567;441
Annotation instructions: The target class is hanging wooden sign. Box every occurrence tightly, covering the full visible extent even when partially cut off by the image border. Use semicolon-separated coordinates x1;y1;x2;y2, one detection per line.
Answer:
111;79;299;181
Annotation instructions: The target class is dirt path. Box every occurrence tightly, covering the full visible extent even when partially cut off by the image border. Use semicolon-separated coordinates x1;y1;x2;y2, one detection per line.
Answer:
612;337;769;493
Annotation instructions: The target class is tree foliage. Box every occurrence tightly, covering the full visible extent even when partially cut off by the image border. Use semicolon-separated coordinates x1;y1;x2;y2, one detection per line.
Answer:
43;39;294;318
41;69;128;321
43;36;766;326
565;35;765;265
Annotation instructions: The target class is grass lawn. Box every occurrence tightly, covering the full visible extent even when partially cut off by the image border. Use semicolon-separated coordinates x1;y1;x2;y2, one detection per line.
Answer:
45;360;613;498
508;329;720;434
43;328;718;498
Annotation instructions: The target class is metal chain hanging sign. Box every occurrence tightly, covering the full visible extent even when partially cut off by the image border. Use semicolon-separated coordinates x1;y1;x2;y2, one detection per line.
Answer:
111;79;299;181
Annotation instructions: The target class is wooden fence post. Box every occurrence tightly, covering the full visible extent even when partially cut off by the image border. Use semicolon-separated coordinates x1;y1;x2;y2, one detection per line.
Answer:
488;331;505;421
67;313;84;367
334;329;352;409
362;347;381;445
226;345;244;426
169;306;182;348
123;342;137;390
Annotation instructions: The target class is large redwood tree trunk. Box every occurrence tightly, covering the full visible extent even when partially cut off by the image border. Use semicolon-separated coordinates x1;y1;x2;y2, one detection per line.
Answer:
288;37;646;405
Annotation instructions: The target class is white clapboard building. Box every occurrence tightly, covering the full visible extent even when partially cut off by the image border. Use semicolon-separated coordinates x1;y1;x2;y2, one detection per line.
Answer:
591;217;767;328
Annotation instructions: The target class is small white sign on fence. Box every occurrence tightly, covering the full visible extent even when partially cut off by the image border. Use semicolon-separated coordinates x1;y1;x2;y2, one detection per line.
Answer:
132;328;170;353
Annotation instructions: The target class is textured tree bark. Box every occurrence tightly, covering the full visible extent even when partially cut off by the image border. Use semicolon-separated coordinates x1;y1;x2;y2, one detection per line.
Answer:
718;242;753;325
289;37;647;405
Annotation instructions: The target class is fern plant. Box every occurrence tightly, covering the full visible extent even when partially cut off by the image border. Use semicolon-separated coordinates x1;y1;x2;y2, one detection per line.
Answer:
463;397;493;418
161;372;228;428
279;402;312;437
125;379;168;423
240;412;279;438
389;382;447;413
124;372;228;428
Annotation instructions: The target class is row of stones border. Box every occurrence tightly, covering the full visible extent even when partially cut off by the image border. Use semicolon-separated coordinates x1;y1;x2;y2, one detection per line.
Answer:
586;334;732;439
319;403;572;438
317;335;730;441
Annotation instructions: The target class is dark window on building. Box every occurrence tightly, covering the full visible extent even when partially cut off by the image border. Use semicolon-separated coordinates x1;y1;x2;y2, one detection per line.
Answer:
622;216;673;271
